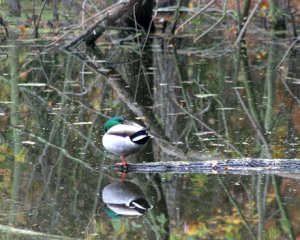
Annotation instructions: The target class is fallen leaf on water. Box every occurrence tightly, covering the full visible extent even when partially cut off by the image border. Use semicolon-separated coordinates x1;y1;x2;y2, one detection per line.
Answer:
194;93;217;98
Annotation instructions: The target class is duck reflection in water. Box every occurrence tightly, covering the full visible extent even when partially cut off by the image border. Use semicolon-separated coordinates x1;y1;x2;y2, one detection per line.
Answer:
102;181;152;217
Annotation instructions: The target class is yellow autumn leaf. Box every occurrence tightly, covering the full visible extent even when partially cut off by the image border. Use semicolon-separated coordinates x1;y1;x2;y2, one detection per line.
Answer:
230;218;242;225
15;148;27;163
185;222;207;236
0;144;12;155
0;155;5;162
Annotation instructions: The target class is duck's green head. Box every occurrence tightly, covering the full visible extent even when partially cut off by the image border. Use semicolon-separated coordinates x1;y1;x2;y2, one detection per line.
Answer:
104;117;124;132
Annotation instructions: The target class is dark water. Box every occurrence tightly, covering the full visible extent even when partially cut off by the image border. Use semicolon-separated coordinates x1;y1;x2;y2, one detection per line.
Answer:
0;35;300;240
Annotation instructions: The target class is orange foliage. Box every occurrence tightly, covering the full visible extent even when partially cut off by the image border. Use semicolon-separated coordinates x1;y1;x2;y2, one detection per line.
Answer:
184;221;207;235
215;0;300;22
256;51;267;61
47;101;53;107
19;25;27;39
19;71;29;79
260;0;269;11
20;25;26;34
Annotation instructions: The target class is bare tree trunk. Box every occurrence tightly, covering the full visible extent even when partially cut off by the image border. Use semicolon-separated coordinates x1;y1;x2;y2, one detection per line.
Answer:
8;41;22;225
9;0;21;17
52;0;59;21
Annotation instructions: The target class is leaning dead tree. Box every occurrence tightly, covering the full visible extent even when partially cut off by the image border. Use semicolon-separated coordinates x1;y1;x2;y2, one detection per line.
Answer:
65;0;154;48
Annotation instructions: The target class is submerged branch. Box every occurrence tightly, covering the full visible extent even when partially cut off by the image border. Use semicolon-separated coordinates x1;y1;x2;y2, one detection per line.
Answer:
218;176;256;239
272;175;296;239
15;127;94;171
0;224;79;239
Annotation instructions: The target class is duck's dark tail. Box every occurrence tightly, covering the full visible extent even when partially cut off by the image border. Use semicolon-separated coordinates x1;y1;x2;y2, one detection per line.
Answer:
130;129;151;145
130;198;152;214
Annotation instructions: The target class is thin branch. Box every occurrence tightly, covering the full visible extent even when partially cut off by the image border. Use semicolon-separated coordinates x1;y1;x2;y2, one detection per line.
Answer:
175;0;215;35
234;88;270;157
33;0;48;38
234;0;263;47
170;0;183;34
16;127;94;171
194;0;227;43
276;35;300;70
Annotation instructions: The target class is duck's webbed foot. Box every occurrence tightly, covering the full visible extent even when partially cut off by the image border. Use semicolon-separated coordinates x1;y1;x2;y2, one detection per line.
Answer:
116;155;128;181
115;155;128;170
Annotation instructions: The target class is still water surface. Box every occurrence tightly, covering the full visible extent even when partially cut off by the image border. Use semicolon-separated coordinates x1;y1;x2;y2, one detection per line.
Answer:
0;36;300;239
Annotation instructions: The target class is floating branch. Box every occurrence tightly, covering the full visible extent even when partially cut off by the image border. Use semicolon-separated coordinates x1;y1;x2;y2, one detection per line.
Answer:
109;159;300;175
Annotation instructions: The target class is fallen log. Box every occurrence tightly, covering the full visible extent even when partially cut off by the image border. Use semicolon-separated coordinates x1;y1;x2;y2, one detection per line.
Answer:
108;159;300;175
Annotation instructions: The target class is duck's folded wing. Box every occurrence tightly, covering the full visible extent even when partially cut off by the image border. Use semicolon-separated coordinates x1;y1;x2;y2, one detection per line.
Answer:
107;124;143;137
130;129;150;144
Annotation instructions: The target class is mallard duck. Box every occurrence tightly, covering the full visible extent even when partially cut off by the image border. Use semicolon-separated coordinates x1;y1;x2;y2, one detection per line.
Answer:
102;116;151;166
